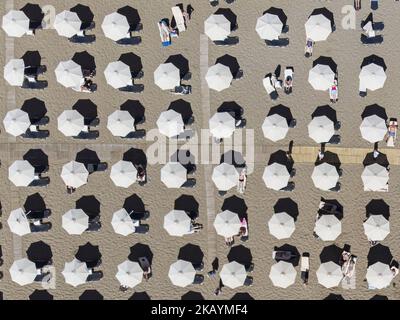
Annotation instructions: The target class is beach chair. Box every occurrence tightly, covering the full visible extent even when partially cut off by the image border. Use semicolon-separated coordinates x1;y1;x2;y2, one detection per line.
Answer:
172;6;186;33
158;21;171;47
266;38;289;47
69;34;96;44
86;221;101;232
234;70;244;80
171;85;192;95
87;271;103;282
334;121;341;131
329;134;341;145
116;36;142;45
29;177;50;187
284;67;294;94
119;84;144;93
21;79;48;90
209;0;219;6
214;36;239;46
244;276;253;286
246;263;254;273
289;119;297;128
74;130;99;140
193;274;204;285
32;116;49;126
330;182;341;192
361;34;383;45
134;224;149;234
193;261;204;271
301;253;310;285
263;75;278;100
218;190;227;197
123;129;146;139
371;0;379;10
182;178;196;188
386;118;397;147
272;250;296;261
281;181;295;191
22;129;49;139
30;222;52;232
134;70;144;79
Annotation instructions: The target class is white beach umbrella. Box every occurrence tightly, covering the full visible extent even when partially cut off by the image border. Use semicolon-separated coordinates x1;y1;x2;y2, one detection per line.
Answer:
269;261;297;288
360;115;387;143
204;14;231;41
110;160;137;188
214;210;241;237
308;116;335;143
205;63;233;92
156;110;184;138
101;12;130;41
209;112;236;139
9;258;36;286
164;210;191;237
268;212;295;240
8;160;35;187
256;12;283;40
57;110;84;137
62;209;89;235
4;59;25;86
54;10;81;38
363;215;390;241
316;261;343;288
161;162;187;188
262;114;289;142
2;10;29;37
3;109;30;137
220;261;247;289
55;60;83;88
359;64;387;91
314;215;341;241
366;262;393;289
62;259;90;287
7;208;30;236
308;64;335;91
107;110;135;137
311;163;339;191
305;14;332;41
212;163;239;191
362;163;389;191
111;208;135;236
116;260;143;288
263;163;290;191
61;161;89;189
168;260;196;287
154;63;180;90
104;61;132;89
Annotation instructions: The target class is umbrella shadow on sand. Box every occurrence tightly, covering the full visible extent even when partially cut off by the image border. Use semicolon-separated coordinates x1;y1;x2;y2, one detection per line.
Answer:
123;148;147;168
361;104;387;120
178;244;204;266
220;150;246;168
165;54;189;78
75;242;102;268
315;151;341;171
168;99;193;124
222;195;248;220
29;290;53;300
319;197;343;220
21;98;47;123
76;195;100;220
267;105;293;124
227;245;252;267
214;8;237;31
312;56;337;73
366;199;390;219
217;101;243;121
273;198;299;221
120;100;145;124
119;53;143;78
128;243;153;265
216;54;240;76
268;150;294;171
274;244;300;266
311;105;337;123
319;244;343;264
367;244;393;266
362;152;389;169
174;195;199;220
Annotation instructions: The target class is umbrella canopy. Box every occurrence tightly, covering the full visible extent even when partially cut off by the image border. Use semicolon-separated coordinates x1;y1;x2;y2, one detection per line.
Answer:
255;10;284;40
305;8;333;41
362;163;389;191
209;112;236;139
101;12;130;41
4;59;25;86
112;208;135;236
316;261;343;288
220;261;247;289
7;208;30;236
311;163;339;191
366;262;393;289
204;14;231;41
262;113;289;142
3;109;30;136
8;160;35;187
308;64;335;91
168;260;196;287
154;63;180;90
54;10;81;38
104;61;131;89
58;110;84;137
314;215;341;241
359;63;387;91
116;260;143;288
363;215;390;241
212;163;239;191
2;10;29;37
156;110;184;138
110;160;137;188
268;212;295;240
308;116;334;143
263;163;290;191
9;258;36;286
55;60;83;88
61;161;89;188
360;115;387;143
62;259;90;287
164;210;191;237
205;63;233;92
62;209;89;235
161;162;187;188
269;261;297;288
107;110;135;137
213;210;241;237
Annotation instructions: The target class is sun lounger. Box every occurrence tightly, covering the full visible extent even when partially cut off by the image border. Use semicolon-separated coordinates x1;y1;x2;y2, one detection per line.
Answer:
21;79;48;90
214;36;239;46
272;250;297;261
245;263;254;273
29;177;50;187
73;130;99;140
32;116;49;126
244;276;253;286
266;38;289;47
22;129;49;139
116;36;142;45
281;181;295;191
87;162;108;173
171;85;192;95
328;134;341;145
172;6;186;33
386;118;397;147
371;0;379;10
290;168;296;178
87;271;103;282
182;178;196;188
123;129;146;139
372;22;384;31
361;34;383;45
334;121;341;130
133;70;144;79
192;274;204;285
330;182;341;192
86;221;101;232
209;0;219;6
263;75;279;100
193;262;204;272
69;34;96;44
301;253;310;285
134;224;149;234
30;222;52;232
234;69;244;80
289;119;297;128
119;84;144;93
218;190;227;197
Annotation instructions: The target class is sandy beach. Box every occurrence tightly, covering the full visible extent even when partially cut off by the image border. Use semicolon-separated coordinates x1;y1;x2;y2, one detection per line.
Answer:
1;0;400;300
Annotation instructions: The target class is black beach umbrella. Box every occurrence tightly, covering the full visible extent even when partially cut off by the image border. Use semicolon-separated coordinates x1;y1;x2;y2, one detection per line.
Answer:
319;244;343;264
324;294;344;300
370;295;388;300
367;244;393;266
366;199;390;219
167;99;192;123
79;290;104;300
29;290;53;300
70;4;94;24
363;152;389;168
119;53;143;77
72;51;96;71
274;244;300;266
361;104;387;120
264;7;287;26
267;104;293;124
312;56;337;73
231;293;254;300
75;242;102;268
309;7;335;29
120;100;145;124
21;97;47;122
268;150;293;171
76;195;100;220
26;241;52;268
